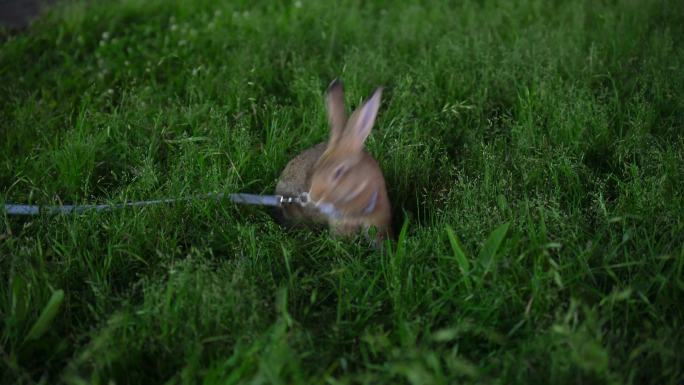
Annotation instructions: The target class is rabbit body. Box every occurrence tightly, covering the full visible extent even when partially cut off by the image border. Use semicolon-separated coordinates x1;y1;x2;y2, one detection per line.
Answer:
275;142;329;224
274;80;392;242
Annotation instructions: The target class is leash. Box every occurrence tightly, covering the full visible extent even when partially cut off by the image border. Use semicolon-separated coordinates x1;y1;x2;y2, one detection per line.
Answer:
2;192;311;216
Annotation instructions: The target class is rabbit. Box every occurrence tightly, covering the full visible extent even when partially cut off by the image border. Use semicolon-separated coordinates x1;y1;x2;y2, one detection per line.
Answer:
275;79;392;244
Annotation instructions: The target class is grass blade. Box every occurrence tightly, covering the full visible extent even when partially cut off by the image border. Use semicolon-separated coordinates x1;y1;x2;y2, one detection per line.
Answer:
478;222;511;274
25;289;65;342
445;225;472;290
11;274;29;323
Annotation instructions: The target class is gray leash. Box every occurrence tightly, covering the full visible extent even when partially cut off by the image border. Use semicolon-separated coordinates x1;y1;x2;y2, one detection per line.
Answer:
2;192;310;216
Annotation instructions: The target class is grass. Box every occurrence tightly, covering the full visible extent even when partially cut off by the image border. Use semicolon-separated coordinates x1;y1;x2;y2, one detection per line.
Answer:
1;0;683;383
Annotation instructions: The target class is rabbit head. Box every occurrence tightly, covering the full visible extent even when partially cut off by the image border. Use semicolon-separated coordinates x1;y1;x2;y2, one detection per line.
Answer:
307;80;388;223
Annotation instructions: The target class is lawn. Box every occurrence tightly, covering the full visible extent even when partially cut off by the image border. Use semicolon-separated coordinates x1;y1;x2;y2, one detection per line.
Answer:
1;0;683;383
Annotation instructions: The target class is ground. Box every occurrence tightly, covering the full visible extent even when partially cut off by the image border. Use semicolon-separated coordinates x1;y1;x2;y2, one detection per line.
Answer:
1;0;683;384
0;0;56;29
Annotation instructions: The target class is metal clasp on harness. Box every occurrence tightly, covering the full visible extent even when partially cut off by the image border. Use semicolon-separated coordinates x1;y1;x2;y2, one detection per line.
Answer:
279;192;311;207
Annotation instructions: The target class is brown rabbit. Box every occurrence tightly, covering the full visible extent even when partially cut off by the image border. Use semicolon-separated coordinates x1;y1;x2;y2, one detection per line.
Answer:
275;79;392;243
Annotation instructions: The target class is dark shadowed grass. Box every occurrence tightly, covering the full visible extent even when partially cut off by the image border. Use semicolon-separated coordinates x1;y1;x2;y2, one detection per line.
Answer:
1;0;683;383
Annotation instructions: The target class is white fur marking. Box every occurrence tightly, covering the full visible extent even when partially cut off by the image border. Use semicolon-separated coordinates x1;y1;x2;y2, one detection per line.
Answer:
363;190;378;214
342;180;368;203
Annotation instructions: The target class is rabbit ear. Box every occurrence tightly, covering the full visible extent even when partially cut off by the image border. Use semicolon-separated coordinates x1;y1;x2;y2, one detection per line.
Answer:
345;87;382;151
326;79;346;144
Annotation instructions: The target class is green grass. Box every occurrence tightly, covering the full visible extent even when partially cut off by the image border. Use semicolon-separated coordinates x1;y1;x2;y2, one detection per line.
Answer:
1;0;683;383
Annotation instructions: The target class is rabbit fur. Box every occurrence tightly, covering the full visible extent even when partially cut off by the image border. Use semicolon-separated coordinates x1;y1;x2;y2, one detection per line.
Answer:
274;79;392;243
